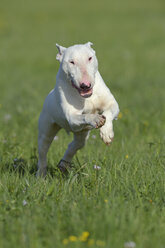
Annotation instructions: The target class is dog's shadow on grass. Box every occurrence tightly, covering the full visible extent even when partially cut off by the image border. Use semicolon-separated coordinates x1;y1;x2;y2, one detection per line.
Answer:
3;156;67;179
3;156;37;177
3;149;85;179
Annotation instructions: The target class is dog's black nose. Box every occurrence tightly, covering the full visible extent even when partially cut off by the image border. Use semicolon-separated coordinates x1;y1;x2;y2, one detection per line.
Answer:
80;83;91;90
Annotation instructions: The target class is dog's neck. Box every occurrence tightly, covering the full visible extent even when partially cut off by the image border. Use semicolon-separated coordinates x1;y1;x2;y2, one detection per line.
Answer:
58;66;71;85
56;66;86;110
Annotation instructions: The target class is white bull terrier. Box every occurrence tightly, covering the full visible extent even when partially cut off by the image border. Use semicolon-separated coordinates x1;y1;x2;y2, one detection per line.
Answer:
37;42;119;176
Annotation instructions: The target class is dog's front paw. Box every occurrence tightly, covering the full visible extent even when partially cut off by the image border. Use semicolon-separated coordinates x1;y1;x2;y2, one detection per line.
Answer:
100;125;114;145
91;114;106;129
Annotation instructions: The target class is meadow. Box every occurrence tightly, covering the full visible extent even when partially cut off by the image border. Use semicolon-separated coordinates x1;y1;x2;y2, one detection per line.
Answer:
0;0;165;247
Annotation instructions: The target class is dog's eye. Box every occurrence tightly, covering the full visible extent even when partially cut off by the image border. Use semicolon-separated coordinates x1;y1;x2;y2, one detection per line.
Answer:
88;57;92;61
70;61;75;65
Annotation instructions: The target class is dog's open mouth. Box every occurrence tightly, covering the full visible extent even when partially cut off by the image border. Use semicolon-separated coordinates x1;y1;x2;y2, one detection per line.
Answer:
71;80;93;98
78;88;93;98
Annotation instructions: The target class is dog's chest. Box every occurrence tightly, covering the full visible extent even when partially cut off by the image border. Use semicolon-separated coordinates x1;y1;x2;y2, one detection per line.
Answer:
83;96;106;115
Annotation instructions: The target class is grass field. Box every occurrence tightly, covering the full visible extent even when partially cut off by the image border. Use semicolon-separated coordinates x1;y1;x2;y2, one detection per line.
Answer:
0;0;165;247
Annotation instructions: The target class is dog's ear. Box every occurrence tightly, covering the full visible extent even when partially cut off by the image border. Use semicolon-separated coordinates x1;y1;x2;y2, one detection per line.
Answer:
85;42;93;48
56;44;66;62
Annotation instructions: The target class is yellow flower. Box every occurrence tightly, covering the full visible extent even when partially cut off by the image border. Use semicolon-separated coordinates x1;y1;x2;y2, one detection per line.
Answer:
69;235;78;242
88;239;95;246
79;231;90;241
142;120;149;127
62;239;69;245
104;199;108;203
96;240;105;247
124;109;129;114
125;154;129;159
118;112;123;119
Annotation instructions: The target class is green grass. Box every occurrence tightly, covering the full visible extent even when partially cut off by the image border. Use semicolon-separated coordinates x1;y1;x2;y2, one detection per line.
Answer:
0;0;165;247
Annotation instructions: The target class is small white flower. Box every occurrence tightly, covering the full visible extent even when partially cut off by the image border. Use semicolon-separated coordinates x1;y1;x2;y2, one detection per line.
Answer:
92;135;96;139
13;158;18;168
22;187;27;193
54;136;59;141
17;106;23;113
124;241;136;248
22;200;27;206
93;165;101;170
4;114;12;121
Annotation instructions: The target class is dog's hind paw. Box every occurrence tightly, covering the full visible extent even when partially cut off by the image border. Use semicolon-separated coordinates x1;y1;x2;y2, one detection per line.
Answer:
36;168;47;178
57;159;72;175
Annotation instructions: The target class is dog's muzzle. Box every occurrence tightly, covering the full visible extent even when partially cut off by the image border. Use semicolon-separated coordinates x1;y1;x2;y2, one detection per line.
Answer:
71;80;93;98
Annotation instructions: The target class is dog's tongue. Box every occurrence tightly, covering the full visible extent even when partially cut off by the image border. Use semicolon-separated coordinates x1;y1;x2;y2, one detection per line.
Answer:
80;88;93;98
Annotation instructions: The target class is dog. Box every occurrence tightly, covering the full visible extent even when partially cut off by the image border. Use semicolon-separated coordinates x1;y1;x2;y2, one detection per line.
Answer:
37;42;119;176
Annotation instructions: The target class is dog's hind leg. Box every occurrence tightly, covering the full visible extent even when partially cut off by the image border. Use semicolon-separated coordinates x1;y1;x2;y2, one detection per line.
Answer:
37;121;61;177
58;131;89;174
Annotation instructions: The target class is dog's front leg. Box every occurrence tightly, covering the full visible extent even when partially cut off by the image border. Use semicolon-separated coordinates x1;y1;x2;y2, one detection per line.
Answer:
68;113;106;132
99;110;115;145
99;97;119;145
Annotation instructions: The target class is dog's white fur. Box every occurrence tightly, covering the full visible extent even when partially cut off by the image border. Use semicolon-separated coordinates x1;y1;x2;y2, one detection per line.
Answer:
37;42;119;176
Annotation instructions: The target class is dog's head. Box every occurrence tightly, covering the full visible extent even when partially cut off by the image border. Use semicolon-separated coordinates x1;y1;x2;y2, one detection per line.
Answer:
56;42;98;98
